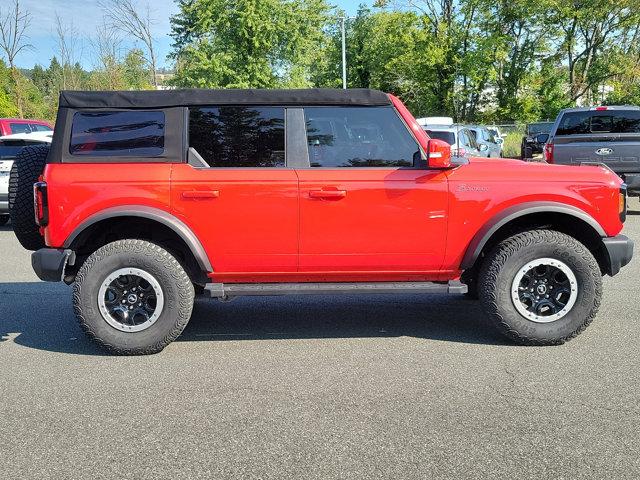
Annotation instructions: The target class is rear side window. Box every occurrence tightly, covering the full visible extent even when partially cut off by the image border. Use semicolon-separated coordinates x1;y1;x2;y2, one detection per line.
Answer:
426;130;455;145
70;111;165;156
31;124;52;132
305;106;418;168
557;111;640;135
10;123;31;134
189;107;285;167
462;129;478;149
483;129;496;143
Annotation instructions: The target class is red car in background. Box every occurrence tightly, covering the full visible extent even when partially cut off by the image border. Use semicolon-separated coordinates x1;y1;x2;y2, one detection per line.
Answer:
0;118;53;136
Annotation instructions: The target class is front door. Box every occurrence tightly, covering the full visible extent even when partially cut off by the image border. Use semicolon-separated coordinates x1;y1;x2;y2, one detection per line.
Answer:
171;106;298;277
296;106;448;278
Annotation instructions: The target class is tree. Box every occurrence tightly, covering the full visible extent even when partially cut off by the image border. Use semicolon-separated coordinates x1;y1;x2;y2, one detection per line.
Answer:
0;0;32;116
0;0;31;69
550;0;640;104
100;0;160;87
122;49;152;89
0;59;18;116
169;0;331;88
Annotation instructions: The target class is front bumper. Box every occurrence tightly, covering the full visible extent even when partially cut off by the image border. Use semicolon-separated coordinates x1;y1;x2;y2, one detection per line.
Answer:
32;248;75;282
602;235;634;276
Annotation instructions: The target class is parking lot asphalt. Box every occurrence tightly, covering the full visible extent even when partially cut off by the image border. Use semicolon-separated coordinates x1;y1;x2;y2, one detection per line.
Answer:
1;205;640;480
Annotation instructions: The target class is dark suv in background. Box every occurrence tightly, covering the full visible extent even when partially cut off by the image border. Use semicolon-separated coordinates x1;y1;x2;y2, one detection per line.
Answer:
540;106;640;196
521;122;554;159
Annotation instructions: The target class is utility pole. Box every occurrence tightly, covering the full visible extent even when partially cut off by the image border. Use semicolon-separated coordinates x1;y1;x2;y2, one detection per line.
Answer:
340;16;347;89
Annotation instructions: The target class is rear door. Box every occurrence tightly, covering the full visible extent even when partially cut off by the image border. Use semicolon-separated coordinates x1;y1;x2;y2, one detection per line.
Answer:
552;109;640;172
296;105;448;276
171;106;299;275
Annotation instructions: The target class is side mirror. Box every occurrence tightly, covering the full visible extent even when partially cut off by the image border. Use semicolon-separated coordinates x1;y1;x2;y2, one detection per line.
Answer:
427;138;452;169
535;133;549;144
479;143;489;152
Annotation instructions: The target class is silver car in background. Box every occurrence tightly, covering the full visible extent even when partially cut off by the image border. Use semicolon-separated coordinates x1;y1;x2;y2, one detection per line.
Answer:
467;125;503;157
416;117;483;157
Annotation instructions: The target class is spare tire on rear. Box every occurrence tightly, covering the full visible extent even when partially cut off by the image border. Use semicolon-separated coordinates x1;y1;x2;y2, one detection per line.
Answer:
9;145;49;250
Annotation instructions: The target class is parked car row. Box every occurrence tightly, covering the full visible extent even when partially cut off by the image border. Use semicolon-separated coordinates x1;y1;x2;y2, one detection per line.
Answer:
0;119;53;226
415;117;504;158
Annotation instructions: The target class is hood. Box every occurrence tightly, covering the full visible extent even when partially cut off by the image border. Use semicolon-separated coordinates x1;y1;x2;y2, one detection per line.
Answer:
459;156;622;187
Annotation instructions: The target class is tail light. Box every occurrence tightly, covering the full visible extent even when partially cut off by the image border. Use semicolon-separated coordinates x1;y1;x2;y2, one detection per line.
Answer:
544;143;554;163
34;181;49;227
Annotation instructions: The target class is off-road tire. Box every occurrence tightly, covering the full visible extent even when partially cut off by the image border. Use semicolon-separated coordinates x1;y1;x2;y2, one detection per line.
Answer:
478;230;602;346
0;215;9;226
73;239;195;355
8;145;49;250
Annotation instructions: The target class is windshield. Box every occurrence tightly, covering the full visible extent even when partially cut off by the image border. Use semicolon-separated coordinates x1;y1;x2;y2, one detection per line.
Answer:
528;122;554;135
425;130;455;145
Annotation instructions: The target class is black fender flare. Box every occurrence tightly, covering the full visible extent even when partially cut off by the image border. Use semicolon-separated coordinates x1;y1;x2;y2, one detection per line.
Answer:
63;205;213;273
460;201;606;270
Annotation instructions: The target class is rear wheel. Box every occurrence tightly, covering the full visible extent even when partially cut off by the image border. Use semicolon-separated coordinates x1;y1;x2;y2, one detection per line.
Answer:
9;145;49;250
478;230;602;345
73;239;195;355
0;215;9;226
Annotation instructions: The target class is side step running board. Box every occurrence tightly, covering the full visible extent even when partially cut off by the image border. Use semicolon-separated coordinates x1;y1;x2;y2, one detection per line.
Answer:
205;281;467;299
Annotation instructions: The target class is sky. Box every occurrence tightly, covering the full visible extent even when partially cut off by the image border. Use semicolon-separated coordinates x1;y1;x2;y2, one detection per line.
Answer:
11;0;370;70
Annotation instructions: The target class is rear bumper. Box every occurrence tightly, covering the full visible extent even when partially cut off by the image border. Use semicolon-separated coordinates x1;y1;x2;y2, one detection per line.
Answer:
602;235;634;276
621;174;640;196
32;248;75;282
0;193;8;214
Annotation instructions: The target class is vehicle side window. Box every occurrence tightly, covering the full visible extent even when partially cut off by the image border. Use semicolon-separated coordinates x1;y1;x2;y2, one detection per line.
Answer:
458;130;468;147
464;129;478;149
304;106;418;168
70;111;165;156
189;106;285;168
484;129;496;143
31;124;52;132
10;123;31;134
425;130;455;145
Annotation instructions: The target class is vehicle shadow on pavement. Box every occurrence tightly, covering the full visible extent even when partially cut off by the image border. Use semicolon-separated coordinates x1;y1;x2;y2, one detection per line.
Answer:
181;294;508;346
0;282;508;355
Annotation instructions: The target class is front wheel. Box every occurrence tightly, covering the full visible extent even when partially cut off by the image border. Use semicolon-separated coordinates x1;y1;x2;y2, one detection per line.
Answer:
478;230;602;345
73;239;195;355
0;214;9;226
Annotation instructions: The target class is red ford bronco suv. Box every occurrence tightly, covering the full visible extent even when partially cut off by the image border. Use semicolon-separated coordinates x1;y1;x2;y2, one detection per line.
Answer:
9;89;633;355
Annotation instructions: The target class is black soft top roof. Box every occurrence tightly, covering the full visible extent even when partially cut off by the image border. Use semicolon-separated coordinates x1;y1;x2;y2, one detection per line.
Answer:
58;88;391;109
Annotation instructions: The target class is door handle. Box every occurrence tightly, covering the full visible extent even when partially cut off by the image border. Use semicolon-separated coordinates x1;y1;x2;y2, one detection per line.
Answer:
309;189;347;199
181;190;220;199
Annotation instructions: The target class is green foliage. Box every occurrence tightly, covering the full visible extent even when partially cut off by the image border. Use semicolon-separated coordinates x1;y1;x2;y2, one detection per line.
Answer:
170;0;331;88
502;130;525;158
2;0;640;124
